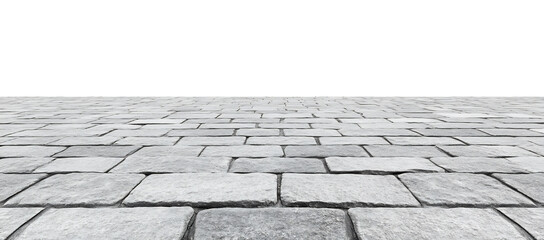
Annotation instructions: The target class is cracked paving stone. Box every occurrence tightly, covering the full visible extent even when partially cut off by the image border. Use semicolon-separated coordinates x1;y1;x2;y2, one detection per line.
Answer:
176;136;246;145
284;145;368;157
281;174;419;207
365;145;447;157
498;208;544;240
111;156;230;173
54;146;140;157
0;208;43;239
0;146;65;157
430;157;529;173
246;137;316;145
326;157;443;174
193;208;351;240
33;157;123;173
507;157;544;172
130;146;203;157
229;158;326;173
439;145;537;157
0;158;53;173
0;174;46;202
200;145;283;157
123;173;277;207
399;173;534;207
15;207;194;240
5;173;144;207
319;137;389;145
493;173;544;203
349;208;526;240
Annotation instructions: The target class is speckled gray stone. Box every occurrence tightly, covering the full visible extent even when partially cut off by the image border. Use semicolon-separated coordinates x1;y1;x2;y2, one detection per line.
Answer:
0;158;53;173
246;137;316;145
284;146;368;157
326;157;443;174
230;158;326;173
0;174;46;202
494;173;544;203
16;207;194;240
0;208;43;239
439;146;537;157
349;208;526;240
430;157;528;173
498;208;544;240
200;146;283;157
194;208;351;240
0;146;65;157
54;146;140;157
177;137;246;145
34;157;122;173
365;146;447;157
130;146;203;157
111;156;230;173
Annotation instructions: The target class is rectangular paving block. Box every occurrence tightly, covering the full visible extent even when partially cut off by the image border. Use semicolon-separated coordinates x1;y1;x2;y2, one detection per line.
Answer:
0;158;53;173
194;208;351;240
339;128;419;136
167;129;234;136
365;145;447;157
0;208;43;239
246;137;316;145
0;174;46;202
114;137;179;146
0;146;65;157
281;174;419;207
399;173;534;207
285;146;368;157
16;207;194;240
319;137;389;145
130;146;203;157
439;146;537;157
54;146;140;157
498;208;544;240
283;129;341;136
413;128;488;136
33;157;123;173
386;137;463;145
326;157;443;174
123;173;277;207
201;145;283;157
111;156;230;173
507;157;544;172
430;157;529;173
349;208;526;240
229;158;326;173
236;129;280;136
176;136;246;145
494;173;544;203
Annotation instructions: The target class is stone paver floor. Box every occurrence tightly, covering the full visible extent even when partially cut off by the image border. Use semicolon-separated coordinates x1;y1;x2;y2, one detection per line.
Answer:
0;97;543;239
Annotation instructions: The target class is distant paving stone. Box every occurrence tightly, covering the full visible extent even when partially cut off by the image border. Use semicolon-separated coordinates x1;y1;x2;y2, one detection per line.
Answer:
399;173;533;206
365;146;447;157
201;145;283;157
358;123;428;129
284;129;341;136
439;146;537;157
388;118;439;123
285;146;368;157
456;137;530;145
236;129;280;136
200;123;255;129
480;128;544;136
34;157;123;173
281;174;419;207
349;208;526;240
413;129;488;136
124;173;277;207
54;146;140;157
230;158;326;173
177;136;245;145
194;208;350;240
508;157;544;172
9;129;108;137
5;173;144;207
130;119;184;124
114;137;178;146
111;156;230;173
339;128;418;136
16;207;194;240
140;124;199;129
0;174;46;202
50;136;121;145
130;146;203;157
167;129;234;136
106;129;169;137
247;137;316;145
260;123;310;129
0;208;43;239
326;157;443;174
319;137;388;145
498;208;544;240
430;157;528;173
494;173;544;203
0;146;65;157
386;137;463;145
0;158;53;173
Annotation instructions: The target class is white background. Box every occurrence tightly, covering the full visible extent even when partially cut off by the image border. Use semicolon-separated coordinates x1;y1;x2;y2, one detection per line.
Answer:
1;0;543;96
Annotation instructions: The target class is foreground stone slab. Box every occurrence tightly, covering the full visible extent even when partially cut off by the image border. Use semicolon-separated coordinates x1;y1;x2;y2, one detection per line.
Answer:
284;146;368;157
498;208;544;240
0;158;52;173
508;157;544;172
399;173;533;207
16;207;194;240
0;174;46;202
439;146;537;157
6;173;144;207
365;146;447;157
111;156;230;173
194;208;351;240
281;174;419;207
200;146;283;157
34;157;123;173
54;146;140;157
0;208;43;239
326;157;443;174
124;173;277;207
349;208;526;240
494;173;544;203
430;157;528;173
229;158;326;173
0;146;65;157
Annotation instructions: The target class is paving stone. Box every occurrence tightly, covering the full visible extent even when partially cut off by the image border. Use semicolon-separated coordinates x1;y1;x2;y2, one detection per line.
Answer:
114;137;178;146
15;207;193;240
399;173;534;206
0;146;65;157
54;145;140;157
339;128;419;136
281;174;419;207
413;128;488;136
388;118;440;123
0;158;53;173
357;123;429;129
167;129;234;136
201;145;283;157
494;173;544;203
431;157;528;173
9;129;109;137
386;137;463;145
0;174;46;202
285;145;368;157
498;208;544;240
34;157;123;173
236;129;280;136
1;137;60;145
123;173;277;207
326;157;443;174
130;119;185;124
349;208;526;240
106;129;169;137
284;129;341;136
480;128;544;136
230;158;326;173
456;136;531;145
319;137;389;145
0;208;43;239
50;136;121;145
176;136;245;145
200;123;256;129
5;173;144;207
111;156;230;173
507;157;544;172
130;146;203;157
260;123;310;129
520;143;544;156
439;145;538;157
365;145;447;157
247;137;316;145
194;208;351;240
140;123;199;129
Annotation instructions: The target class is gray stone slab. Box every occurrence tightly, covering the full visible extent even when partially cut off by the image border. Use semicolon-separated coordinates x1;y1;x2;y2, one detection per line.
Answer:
114;137;178;146
430;157;529;173
284;129;341;136
5;173;144;207
50;136;121;145
0;208;43;239
399;173;534;207
0;158;53;173
194;208;351;240
494;173;544;203
176;136;245;145
167;129;234;136
230;158;326;173
281;174;419;207
111;156;230;173
365;145;447;157
34;157;123;173
285;145;368;157
200;123;255;129
413;128;488;136
201;145;283;157
236;129;280;136
439;146;537;157
508;157;544;172
498;208;544;240
326;157;443;174
1;137;60;145
349;208;526;240
0;174;46;202
130;146;203;157
456;137;531;145
0;146;65;157
54;146;140;157
16;207;194;240
339;128;418;136
246;137;316;145
386;137;463;145
319;137;389;145
480;128;544;136
123;173;277;207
